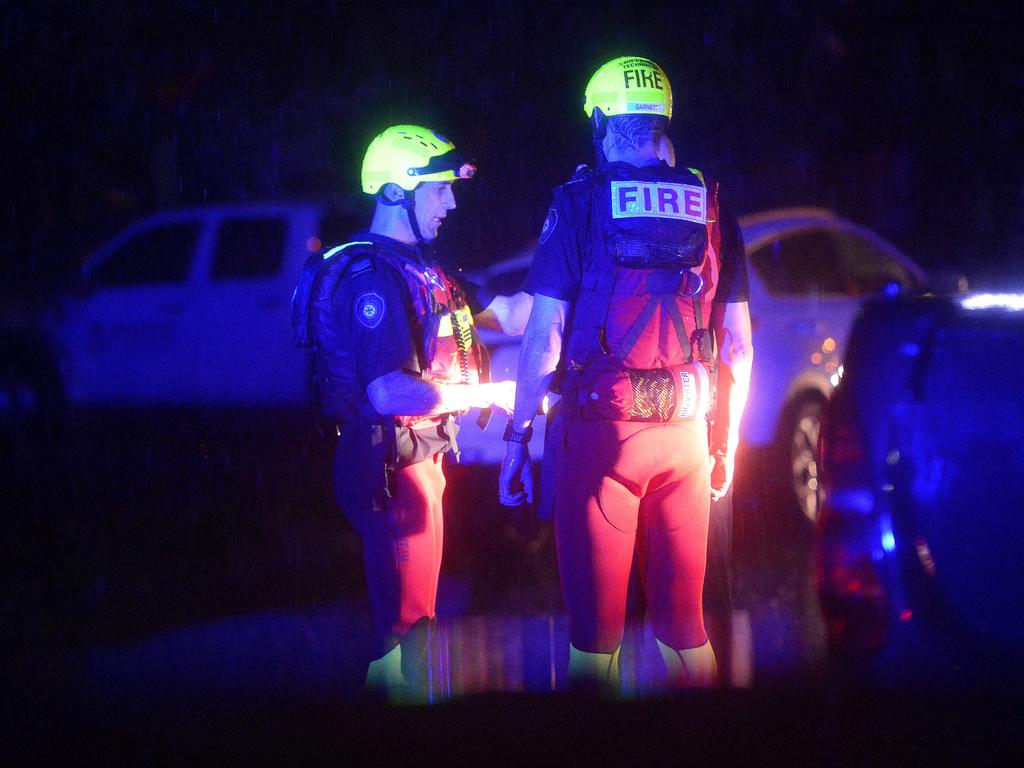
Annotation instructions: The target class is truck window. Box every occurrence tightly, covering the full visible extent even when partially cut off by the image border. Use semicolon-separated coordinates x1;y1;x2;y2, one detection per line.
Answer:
749;230;844;295
212;218;287;279
834;231;919;295
89;221;200;286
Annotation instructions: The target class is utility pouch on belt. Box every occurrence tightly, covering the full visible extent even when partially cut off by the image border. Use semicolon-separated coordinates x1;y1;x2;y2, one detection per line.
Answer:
370;421;397;511
576;355;711;423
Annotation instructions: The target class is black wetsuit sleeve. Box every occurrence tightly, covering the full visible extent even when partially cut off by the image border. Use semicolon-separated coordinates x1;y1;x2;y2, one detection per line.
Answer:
336;265;421;390
458;277;492;315
523;189;583;301
714;196;750;304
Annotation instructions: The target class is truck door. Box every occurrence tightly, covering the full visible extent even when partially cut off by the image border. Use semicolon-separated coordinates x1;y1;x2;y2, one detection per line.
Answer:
744;230;855;443
61;217;205;405
192;213;310;405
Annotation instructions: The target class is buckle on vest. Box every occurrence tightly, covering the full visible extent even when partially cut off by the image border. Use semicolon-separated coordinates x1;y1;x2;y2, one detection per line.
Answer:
691;328;714;363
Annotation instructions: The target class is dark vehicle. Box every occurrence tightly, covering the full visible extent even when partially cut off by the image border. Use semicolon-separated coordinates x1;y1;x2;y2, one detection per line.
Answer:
816;292;1024;687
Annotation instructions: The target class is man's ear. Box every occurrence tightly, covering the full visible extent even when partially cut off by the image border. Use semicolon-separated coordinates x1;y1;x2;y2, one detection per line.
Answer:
601;129;616;158
380;183;406;203
656;134;676;168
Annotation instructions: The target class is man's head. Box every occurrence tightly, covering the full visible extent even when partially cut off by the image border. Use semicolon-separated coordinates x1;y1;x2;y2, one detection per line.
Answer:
583;56;672;163
603;114;670;158
361;124;475;244
376;179;456;243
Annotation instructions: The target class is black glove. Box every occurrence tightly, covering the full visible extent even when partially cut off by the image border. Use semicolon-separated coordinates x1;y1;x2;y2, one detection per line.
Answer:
498;441;533;507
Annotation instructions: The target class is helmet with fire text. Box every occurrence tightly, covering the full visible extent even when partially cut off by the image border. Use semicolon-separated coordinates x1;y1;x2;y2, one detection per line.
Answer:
583;56;673;138
360;124;476;195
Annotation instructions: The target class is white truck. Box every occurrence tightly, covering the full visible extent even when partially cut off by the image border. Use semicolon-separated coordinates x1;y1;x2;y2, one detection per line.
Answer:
48;202;358;410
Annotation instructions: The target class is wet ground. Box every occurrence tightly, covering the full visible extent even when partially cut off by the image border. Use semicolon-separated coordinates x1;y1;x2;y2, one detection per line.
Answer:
1;407;918;757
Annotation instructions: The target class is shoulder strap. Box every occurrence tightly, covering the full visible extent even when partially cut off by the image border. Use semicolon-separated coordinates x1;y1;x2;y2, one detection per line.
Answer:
291;240;373;348
690;171;720;362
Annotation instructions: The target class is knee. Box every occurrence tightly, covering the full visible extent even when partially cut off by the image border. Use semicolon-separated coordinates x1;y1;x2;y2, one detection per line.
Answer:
570;624;625;656
650;616;708;652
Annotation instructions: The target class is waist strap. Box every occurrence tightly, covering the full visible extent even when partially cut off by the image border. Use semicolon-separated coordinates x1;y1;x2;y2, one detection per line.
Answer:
567;361;711;423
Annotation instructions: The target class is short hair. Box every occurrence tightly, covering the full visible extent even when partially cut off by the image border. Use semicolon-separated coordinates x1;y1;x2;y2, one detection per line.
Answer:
605;114;670;152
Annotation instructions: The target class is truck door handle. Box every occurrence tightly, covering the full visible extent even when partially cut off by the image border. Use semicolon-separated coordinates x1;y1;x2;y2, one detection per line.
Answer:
258;296;284;310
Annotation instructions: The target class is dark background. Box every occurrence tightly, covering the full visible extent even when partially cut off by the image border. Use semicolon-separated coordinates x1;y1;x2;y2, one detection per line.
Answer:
4;0;1023;293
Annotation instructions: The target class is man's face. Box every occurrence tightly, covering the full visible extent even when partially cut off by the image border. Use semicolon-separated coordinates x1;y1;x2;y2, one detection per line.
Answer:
414;181;457;242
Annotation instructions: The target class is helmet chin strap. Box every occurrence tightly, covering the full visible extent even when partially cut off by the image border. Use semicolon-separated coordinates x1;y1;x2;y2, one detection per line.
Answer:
591;108;609;165
378;185;427;246
401;191;428;246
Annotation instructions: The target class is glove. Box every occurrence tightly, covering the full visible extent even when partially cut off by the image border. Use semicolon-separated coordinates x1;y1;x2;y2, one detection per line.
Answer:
498;441;533;507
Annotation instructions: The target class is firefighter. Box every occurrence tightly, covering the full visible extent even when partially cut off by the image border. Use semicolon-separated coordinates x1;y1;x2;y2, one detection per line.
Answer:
296;124;521;701
499;57;754;692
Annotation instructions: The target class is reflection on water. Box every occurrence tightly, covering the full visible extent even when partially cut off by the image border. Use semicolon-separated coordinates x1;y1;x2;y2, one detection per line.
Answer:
9;408;815;726
81;607;757;714
427;614;561;698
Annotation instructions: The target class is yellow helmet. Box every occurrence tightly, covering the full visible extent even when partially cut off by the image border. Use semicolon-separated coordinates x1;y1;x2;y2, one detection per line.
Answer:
583;56;673;121
360;124;476;194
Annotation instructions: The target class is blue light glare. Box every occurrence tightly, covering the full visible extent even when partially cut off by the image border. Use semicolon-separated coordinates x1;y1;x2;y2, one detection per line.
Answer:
881;529;896;553
899;342;921;357
824;489;874;514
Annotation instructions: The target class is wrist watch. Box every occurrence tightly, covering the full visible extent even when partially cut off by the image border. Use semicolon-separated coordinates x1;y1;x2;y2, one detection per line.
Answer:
502;421;533;444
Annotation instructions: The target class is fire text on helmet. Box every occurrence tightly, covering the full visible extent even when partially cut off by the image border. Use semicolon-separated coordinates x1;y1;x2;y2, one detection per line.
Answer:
621;61;665;91
623;68;664;90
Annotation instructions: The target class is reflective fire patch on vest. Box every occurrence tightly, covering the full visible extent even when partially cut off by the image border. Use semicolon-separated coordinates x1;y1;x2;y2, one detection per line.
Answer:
610;181;707;224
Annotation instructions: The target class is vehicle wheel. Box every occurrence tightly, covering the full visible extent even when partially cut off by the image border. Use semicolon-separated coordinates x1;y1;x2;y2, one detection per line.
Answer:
781;396;824;523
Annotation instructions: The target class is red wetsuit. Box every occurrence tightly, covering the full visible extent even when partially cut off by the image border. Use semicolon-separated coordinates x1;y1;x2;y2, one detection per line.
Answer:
526;162;749;654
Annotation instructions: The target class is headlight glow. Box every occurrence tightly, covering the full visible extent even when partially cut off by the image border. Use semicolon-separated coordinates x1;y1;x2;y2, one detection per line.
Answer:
960;293;1024;311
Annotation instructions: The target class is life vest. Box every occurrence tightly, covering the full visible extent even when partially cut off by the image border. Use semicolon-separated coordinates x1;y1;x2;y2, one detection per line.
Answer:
292;237;488;425
561;163;722;422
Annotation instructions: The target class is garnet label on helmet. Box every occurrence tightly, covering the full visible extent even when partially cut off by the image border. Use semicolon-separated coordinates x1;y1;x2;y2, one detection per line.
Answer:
628;102;667;114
